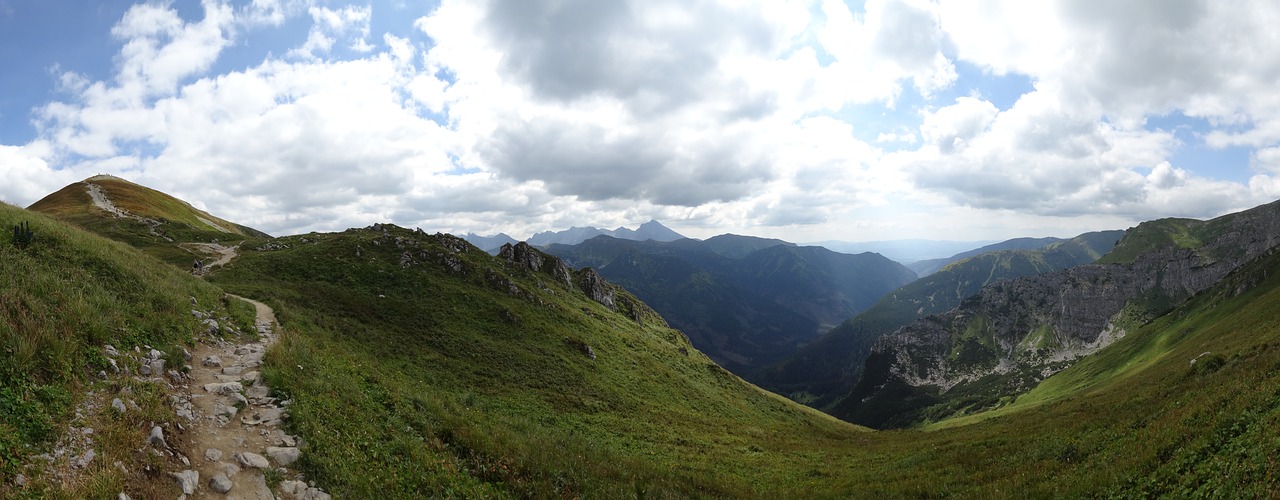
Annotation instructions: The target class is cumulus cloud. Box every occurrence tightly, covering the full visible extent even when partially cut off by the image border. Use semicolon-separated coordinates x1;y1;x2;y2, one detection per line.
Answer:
6;0;1280;243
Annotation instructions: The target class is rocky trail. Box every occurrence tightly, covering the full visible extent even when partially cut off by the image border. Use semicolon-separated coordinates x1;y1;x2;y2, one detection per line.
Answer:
170;294;329;499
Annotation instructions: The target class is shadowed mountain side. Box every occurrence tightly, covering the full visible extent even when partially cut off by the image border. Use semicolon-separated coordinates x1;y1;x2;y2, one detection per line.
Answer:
546;236;916;374
754;230;1123;409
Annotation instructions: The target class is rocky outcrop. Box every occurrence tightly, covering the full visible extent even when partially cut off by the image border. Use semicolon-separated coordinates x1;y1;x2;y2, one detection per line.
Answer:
576;268;617;311
498;241;574;287
837;199;1280;428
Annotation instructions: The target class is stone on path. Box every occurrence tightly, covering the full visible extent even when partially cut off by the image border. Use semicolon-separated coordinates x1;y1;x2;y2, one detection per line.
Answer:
236;451;270;469
209;473;234;494
170;470;199;495
203;381;243;395
266;446;301;466
205;448;223;462
202;355;222;367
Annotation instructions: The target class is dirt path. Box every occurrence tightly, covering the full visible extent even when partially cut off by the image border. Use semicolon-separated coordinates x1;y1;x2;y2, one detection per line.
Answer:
172;295;329;499
186;243;239;271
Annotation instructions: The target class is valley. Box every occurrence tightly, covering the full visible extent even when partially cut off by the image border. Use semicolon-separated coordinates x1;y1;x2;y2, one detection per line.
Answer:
3;177;1280;496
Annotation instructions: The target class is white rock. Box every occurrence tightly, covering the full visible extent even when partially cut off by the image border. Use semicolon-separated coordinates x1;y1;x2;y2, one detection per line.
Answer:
112;398;126;413
236;451;270;469
266;446;300;466
202;355;223;367
148;426;166;448
205;448;223;462
170;470;199;495
203;382;243;395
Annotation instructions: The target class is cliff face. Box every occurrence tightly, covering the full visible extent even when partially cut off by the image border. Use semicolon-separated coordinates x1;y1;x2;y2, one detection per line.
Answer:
836;200;1280;428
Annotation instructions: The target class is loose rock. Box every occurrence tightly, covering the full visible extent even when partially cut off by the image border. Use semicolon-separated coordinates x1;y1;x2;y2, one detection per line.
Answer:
266;446;301;466
205;448;223;462
209;473;233;494
236;451;270;469
170;470;199;495
202;355;222;367
112;398;126;413
148;426;166;448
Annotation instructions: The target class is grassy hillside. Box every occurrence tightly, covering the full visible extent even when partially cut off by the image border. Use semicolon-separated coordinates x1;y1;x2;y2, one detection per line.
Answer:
7;194;1280;496
28;175;268;268
757;230;1122;408
0;202;256;498
208;225;873;497
206;222;1280;496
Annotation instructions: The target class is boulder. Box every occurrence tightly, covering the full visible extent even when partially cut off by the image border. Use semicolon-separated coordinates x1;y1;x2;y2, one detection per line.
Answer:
266;446;300;466
170;470;198;495
236;451;270;469
209;473;233;494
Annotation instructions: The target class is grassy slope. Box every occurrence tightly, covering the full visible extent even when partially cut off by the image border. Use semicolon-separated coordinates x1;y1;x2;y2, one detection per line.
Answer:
28;177;268;268
209;223;1280;497
0;202;256;498
9;189;1280;496
209;226;870;497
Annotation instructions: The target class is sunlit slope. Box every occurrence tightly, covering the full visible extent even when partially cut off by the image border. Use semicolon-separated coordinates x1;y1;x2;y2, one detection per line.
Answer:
929;246;1280;495
207;226;869;497
28;175;268;267
838;200;1280;429
0;201;255;497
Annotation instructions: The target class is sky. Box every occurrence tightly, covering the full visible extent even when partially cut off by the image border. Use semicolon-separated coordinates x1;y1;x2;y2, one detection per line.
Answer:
2;0;1280;243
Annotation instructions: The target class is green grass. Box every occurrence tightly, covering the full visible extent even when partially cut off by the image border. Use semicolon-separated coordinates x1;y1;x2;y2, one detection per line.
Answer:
9;195;1280;497
0;202;257;497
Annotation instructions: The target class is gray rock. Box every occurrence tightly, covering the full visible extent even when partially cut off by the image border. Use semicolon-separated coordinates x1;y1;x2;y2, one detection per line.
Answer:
108;358;120;373
203;382;243;395
14;473;26;486
576;268;617;311
212;403;238;418
222;365;245;375
202;355;222;367
112;398;126;413
150;359;165;375
148;348;162;360
104;344;119;357
236;451;270;469
117;493;129;500
202;318;220;335
73;449;94;468
182;348;192;361
205;447;223;462
266;446;300;466
217;460;242;476
148;425;166;448
138;363;151;376
209;473;233;494
170;470;199;495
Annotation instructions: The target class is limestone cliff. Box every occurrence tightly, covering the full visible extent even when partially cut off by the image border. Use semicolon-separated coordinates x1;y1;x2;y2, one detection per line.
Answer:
836;199;1280;428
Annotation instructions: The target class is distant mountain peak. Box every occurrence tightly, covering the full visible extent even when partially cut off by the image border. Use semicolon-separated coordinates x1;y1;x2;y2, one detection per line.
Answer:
525;220;686;247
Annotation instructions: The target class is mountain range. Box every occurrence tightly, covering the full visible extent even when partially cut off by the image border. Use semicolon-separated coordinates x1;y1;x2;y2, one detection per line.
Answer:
837;204;1280;428
754;230;1123;408
463;219;686;253
8;175;1280;496
544;235;916;373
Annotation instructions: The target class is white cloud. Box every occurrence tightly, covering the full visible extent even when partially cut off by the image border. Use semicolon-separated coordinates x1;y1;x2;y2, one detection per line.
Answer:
289;5;373;60
7;0;1280;243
